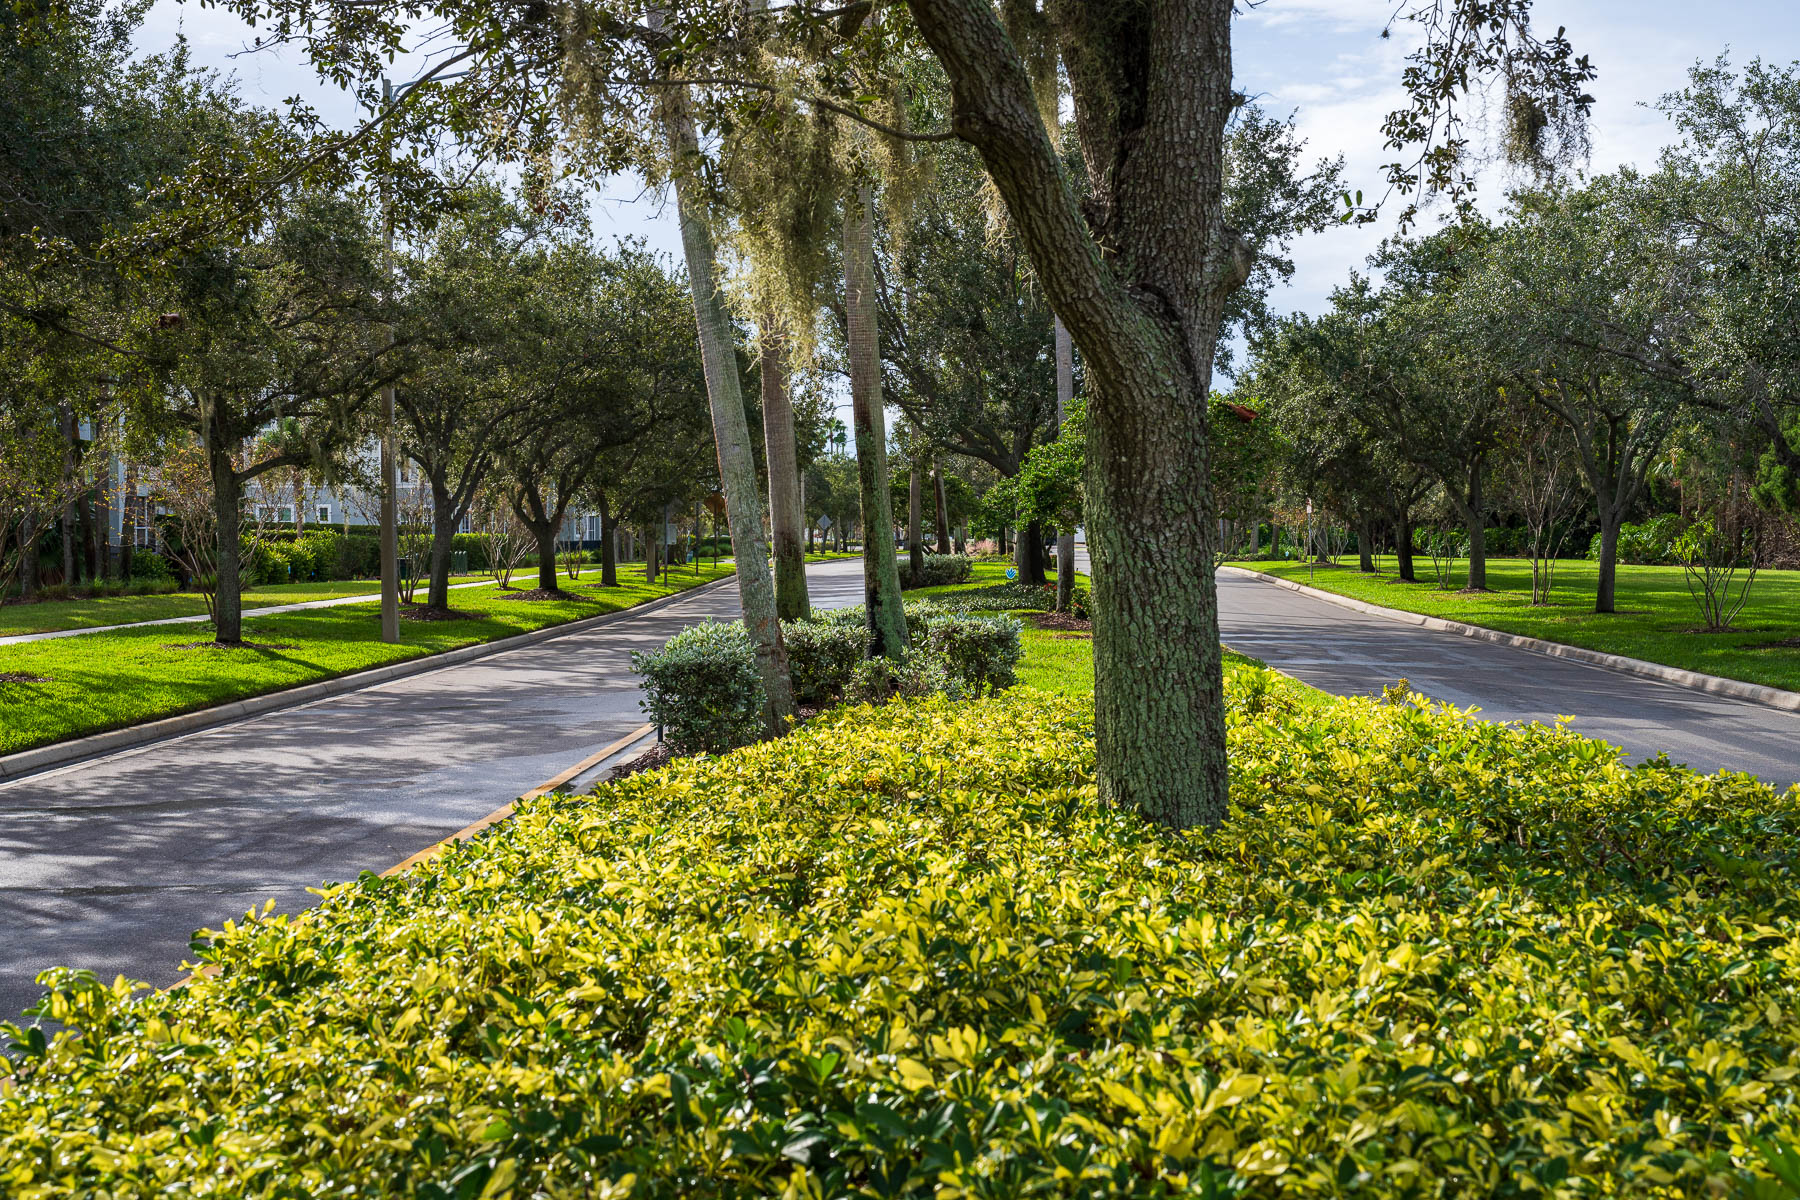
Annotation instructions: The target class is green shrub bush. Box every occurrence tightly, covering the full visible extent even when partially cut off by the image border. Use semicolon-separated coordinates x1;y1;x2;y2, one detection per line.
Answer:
780;620;865;706
902;552;972;589
11;683;1800;1195
924;614;1021;696
632;621;764;754
1588;513;1686;566
127;551;172;581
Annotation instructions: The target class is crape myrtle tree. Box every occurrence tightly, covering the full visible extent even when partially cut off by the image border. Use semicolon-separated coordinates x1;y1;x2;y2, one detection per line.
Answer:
205;0;1593;826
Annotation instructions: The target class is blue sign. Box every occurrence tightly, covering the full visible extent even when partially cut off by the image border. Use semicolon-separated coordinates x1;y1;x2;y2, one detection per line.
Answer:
1005;567;1018;581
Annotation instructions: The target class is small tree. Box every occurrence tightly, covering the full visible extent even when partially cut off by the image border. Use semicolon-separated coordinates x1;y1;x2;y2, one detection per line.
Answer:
1498;413;1584;605
478;498;532;591
396;483;434;605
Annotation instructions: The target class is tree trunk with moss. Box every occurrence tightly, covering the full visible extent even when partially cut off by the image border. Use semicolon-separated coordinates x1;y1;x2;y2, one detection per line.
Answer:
906;0;1246;827
661;83;794;725
844;183;909;658
761;321;810;620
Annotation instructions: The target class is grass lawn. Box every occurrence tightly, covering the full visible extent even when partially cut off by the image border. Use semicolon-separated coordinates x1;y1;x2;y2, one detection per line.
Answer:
0;564;736;757
1229;555;1800;693
0;573;497;637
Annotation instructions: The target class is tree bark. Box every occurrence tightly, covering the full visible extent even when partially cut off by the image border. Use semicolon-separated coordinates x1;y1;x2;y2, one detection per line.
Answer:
844;183;909;657
1358;513;1375;573
1020;519;1047;585
1595;517;1621;615
599;497;618;588
906;0;1237;827
426;475;459;610
660;76;795;723
907;452;924;584
60;408;77;586
1054;314;1076;610
760;322;810;621
1461;466;1488;591
210;455;244;645
1395;515;1416;582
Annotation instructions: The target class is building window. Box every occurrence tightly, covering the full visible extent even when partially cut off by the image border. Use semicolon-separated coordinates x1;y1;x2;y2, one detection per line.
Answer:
317;504;331;523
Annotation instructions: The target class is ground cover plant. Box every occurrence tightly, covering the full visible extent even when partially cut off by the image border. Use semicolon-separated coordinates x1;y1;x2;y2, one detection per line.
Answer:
1231;556;1800;693
0;565;735;756
7;672;1800;1195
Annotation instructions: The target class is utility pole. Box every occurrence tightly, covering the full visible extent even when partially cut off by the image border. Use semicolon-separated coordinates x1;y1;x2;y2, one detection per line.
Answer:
378;78;401;643
375;67;469;643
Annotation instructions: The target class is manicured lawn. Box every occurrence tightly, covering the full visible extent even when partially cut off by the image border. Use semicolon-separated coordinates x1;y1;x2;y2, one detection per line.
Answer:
0;574;495;637
0;565;736;757
1230;556;1800;694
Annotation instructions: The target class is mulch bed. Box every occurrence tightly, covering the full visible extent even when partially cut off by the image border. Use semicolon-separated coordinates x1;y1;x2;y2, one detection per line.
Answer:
401;604;476;622
0;672;49;684
1027;610;1093;634
163;639;297;651
499;588;588;602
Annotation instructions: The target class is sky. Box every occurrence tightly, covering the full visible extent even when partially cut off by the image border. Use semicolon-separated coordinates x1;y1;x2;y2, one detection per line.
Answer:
136;0;1800;359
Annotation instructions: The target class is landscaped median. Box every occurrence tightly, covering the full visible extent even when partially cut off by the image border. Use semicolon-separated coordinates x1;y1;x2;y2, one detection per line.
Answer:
0;565;735;759
7;665;1800;1194
1229;556;1800;696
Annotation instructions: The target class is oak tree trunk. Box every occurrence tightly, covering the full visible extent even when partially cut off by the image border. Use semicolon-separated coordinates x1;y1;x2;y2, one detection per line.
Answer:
1595;518;1621;615
427;476;459;610
600;500;619;588
210;454;244;645
907;0;1238;827
1395;516;1417;582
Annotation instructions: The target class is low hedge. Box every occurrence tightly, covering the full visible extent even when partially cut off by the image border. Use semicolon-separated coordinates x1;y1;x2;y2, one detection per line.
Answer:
10;684;1800;1195
901;553;972;589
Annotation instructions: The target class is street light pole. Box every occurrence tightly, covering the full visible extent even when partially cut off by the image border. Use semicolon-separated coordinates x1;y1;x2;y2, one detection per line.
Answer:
373;67;469;642
378;79;401;643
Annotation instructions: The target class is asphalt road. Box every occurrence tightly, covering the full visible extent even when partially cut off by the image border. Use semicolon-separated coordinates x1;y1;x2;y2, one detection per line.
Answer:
1062;545;1800;788
0;560;867;1024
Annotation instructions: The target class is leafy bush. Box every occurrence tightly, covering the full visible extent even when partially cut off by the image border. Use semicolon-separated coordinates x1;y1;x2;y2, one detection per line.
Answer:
127;551;172;581
780;620;865;706
845;652;962;704
1066;583;1093;620
924;613;1022;696
1588;513;1686;566
12;685;1800;1195
901;552;972;589
632;621;764;754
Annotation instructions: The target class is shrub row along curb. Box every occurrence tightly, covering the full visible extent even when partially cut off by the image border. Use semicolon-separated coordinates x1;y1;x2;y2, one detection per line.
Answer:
0;576;738;786
1223;565;1800;715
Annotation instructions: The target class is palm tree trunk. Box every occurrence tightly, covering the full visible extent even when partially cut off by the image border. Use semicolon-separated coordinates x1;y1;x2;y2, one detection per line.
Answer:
761;319;810;620
843;183;909;657
933;466;952;553
659;79;795;724
1054;315;1076;610
907;452;924;584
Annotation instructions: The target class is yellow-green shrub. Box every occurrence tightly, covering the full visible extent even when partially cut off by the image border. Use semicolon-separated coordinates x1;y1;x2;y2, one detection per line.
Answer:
6;676;1800;1197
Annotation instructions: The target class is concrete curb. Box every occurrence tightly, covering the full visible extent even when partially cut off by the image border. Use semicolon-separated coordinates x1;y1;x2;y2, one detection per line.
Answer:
1220;565;1800;715
0;574;737;786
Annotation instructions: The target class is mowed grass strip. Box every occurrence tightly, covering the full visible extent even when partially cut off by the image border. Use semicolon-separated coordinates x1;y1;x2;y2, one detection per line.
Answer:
1232;556;1800;694
0;565;735;756
0;573;499;637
